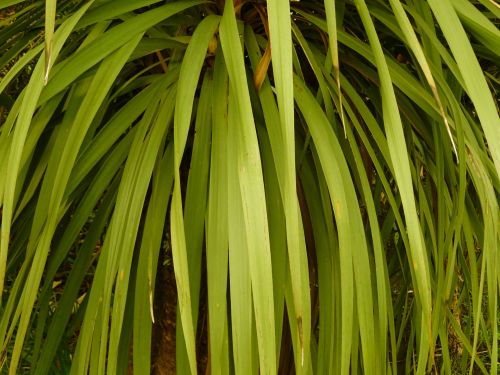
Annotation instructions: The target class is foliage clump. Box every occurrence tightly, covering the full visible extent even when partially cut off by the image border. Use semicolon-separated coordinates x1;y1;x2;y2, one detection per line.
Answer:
0;0;499;374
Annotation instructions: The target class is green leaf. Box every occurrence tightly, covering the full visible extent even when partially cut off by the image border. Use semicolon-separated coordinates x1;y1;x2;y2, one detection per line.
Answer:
219;2;276;372
170;14;220;374
428;0;500;176
351;2;433;373
294;75;377;375
44;0;56;84
0;0;94;302
266;2;310;366
133;143;174;374
206;51;230;375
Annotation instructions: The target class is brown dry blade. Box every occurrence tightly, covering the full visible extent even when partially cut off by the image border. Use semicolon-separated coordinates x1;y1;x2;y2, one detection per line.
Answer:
155;50;168;73
253;42;271;92
254;3;269;36
250;1;271;92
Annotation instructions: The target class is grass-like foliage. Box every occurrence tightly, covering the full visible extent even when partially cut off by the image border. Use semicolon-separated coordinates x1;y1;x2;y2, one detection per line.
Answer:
1;0;499;373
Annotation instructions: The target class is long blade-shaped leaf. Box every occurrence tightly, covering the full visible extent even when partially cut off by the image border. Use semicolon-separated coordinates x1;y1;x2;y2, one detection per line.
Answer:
324;0;347;134
0;0;93;301
5;34;141;375
294;76;377;375
427;0;500;176
44;0;56;84
206;51;230;375
133;144;174;374
387;0;457;158
219;2;276;372
267;1;310;366
227;89;256;374
352;2;433;374
171;15;220;374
